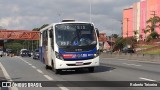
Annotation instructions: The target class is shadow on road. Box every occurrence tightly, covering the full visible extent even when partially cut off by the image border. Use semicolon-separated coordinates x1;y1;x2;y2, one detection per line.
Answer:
59;65;116;75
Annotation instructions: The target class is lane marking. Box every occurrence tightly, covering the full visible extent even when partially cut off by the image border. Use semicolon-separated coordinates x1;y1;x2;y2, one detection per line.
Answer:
25;62;29;64
139;77;156;81
28;63;32;66
16;57;29;64
0;63;12;80
44;75;53;80
123;63;141;67
32;66;36;69
37;69;44;74
57;84;69;90
0;62;19;90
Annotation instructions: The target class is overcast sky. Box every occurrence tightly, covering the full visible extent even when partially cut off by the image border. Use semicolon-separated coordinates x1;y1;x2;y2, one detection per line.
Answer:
0;0;139;36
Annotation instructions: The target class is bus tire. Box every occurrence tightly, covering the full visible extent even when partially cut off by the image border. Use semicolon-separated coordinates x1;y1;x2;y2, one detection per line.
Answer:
52;61;60;74
54;69;60;74
88;67;94;72
45;65;50;69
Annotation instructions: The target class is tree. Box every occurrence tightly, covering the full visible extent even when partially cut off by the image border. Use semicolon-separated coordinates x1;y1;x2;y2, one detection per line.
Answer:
149;31;159;39
133;30;139;40
32;24;49;31
145;16;160;41
39;24;49;30
113;37;137;51
32;28;40;31
112;34;119;38
146;16;160;33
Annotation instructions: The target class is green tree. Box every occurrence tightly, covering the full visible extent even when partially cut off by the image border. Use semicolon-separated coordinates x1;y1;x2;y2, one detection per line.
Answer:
133;30;139;40
32;24;49;31
112;34;119;38
146;16;160;33
32;28;40;31
113;37;137;51
5;42;23;54
39;24;49;30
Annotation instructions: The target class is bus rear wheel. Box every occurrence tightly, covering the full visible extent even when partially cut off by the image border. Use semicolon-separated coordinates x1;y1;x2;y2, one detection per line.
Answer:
88;67;94;72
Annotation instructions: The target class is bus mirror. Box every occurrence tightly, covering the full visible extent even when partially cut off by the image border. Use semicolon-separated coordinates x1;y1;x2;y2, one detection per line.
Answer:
96;28;99;37
49;30;53;38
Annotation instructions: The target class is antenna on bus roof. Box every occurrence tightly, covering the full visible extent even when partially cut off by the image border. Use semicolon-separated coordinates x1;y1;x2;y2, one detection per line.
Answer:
62;19;75;22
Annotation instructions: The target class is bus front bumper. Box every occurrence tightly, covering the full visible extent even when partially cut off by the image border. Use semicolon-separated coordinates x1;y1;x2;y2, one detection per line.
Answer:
55;56;99;69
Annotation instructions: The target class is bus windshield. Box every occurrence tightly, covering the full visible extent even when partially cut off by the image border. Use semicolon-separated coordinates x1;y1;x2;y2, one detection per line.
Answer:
55;23;97;47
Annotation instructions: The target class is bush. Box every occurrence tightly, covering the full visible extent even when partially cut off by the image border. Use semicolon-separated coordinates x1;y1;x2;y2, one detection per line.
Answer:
150;31;159;39
146;35;152;42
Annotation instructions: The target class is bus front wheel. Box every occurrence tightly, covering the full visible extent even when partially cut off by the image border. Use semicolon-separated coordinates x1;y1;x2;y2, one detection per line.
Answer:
52;61;60;74
45;65;50;69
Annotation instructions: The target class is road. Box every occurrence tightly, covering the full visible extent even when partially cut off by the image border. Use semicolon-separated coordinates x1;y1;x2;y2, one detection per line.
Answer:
0;56;160;90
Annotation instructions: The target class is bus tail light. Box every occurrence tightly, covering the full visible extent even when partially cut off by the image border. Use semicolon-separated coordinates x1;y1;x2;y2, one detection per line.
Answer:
55;51;64;60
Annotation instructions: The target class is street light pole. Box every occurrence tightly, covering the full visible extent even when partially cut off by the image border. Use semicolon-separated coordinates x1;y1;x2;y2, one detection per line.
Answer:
121;20;123;37
89;0;92;22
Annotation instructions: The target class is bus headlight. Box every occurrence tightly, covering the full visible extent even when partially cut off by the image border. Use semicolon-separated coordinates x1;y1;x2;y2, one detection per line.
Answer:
55;52;64;60
94;49;100;57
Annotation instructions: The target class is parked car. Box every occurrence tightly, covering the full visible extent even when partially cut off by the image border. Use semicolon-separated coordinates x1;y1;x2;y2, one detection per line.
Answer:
20;49;27;55
21;50;31;57
6;49;13;56
33;49;39;59
0;48;3;57
122;48;135;53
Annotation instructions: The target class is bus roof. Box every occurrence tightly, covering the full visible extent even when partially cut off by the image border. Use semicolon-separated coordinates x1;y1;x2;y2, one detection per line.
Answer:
40;21;94;32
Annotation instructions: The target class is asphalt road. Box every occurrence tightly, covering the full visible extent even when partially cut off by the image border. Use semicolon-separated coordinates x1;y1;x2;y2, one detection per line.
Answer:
0;56;160;90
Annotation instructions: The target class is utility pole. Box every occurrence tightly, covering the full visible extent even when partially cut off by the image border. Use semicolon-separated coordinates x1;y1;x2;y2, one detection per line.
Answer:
121;20;123;37
89;0;92;22
32;40;33;51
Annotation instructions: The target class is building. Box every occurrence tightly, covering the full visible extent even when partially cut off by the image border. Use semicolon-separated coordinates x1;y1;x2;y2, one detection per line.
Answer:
123;0;160;40
140;0;147;40
123;8;133;38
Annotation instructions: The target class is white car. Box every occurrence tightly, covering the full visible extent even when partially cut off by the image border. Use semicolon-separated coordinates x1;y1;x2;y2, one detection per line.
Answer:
0;48;3;57
20;49;27;55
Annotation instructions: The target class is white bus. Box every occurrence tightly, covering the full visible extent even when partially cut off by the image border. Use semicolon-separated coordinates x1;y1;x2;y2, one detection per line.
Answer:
39;21;100;74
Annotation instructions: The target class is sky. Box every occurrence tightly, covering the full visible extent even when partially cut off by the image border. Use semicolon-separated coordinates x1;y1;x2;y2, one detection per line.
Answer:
0;0;139;36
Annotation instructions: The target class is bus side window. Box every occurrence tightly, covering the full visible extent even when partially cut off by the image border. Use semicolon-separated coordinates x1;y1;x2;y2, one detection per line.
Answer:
42;30;48;46
50;30;54;50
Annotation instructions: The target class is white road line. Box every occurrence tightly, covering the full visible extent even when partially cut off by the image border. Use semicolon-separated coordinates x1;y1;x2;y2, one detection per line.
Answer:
37;69;44;74
16;57;29;63
139;77;156;81
28;63;32;66
0;62;19;90
57;84;69;90
31;66;36;69
16;57;24;61
44;75;53;80
123;63;141;67
25;62;30;64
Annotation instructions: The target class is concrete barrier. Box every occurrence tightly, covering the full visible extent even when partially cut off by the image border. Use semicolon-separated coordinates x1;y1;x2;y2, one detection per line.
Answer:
100;53;160;62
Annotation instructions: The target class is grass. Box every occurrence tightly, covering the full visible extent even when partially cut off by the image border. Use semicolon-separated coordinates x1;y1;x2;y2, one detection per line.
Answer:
142;49;160;55
137;45;155;49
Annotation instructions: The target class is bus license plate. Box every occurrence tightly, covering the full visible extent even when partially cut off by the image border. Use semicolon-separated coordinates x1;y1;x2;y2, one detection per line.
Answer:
76;62;83;65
